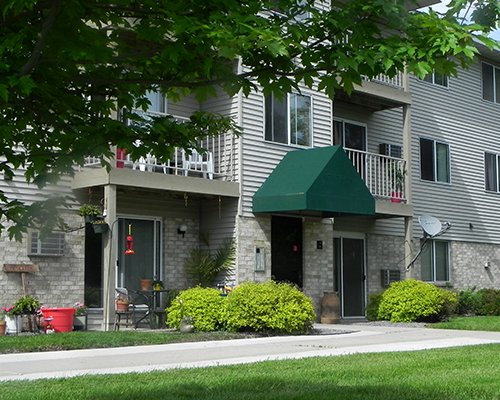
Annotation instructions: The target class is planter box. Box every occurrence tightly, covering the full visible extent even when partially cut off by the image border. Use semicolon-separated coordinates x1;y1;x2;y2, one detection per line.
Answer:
73;314;88;331
5;315;22;334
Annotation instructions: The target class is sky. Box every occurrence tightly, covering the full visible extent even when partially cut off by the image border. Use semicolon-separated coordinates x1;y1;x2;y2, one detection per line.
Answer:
420;0;500;41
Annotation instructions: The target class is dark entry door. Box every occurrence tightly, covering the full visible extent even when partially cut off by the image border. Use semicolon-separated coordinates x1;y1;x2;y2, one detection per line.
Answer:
271;216;303;287
335;237;366;317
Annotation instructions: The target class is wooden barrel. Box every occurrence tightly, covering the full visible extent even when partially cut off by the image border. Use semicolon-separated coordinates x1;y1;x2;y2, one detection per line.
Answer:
320;291;340;324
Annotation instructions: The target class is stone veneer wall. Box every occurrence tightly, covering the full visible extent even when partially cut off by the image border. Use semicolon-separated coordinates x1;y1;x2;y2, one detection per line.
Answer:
303;220;335;319
365;233;407;296
449;241;500;290
0;211;85;308
163;216;200;291
236;216;272;285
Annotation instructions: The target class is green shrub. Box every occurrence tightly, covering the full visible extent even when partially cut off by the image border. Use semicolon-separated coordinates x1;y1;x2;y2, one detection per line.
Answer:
166;287;227;331
475;288;500;316
456;287;479;316
377;279;457;323
365;293;383;321
225;281;316;334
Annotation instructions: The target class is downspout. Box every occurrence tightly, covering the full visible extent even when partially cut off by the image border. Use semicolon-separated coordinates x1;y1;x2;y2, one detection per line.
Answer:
402;71;414;279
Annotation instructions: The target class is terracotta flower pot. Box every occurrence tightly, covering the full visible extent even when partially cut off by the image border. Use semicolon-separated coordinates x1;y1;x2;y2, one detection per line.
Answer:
116;301;130;311
140;279;152;290
0;321;6;335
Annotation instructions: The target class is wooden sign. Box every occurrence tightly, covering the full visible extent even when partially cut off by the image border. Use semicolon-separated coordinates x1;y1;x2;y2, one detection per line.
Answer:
3;264;40;273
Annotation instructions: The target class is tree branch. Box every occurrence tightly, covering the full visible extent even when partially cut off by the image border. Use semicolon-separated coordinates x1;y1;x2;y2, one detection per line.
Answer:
18;0;64;77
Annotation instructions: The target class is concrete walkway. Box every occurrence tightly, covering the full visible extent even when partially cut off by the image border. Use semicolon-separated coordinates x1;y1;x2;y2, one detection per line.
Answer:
1;323;500;381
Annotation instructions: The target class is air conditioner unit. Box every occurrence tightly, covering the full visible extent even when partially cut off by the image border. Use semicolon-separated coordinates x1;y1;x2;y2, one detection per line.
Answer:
381;269;401;287
379;143;402;159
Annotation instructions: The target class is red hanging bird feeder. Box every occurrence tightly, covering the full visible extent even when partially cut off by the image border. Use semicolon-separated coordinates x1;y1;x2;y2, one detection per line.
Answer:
125;224;134;254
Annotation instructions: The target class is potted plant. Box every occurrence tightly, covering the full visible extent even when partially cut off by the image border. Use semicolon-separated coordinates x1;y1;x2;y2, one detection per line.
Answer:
0;312;6;335
14;295;40;314
2;305;22;334
115;295;131;311
92;218;109;234
389;161;407;203
77;204;102;223
73;302;88;331
152;279;164;291
140;279;152;290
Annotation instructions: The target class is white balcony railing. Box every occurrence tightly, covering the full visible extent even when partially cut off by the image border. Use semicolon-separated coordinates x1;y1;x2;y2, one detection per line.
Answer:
83;134;237;181
344;148;407;202
369;72;404;90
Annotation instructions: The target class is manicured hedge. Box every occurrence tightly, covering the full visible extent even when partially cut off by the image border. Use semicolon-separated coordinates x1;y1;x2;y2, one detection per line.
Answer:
166;281;316;334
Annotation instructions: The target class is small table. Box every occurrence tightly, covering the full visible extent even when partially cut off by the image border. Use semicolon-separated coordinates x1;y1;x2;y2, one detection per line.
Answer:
129;289;169;329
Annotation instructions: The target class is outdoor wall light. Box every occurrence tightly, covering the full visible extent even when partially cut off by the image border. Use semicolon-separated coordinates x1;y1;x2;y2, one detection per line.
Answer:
177;224;187;238
484;262;490;269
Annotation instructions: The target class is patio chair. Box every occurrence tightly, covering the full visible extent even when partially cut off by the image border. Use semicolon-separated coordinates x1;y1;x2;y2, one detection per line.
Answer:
182;149;214;179
114;288;150;330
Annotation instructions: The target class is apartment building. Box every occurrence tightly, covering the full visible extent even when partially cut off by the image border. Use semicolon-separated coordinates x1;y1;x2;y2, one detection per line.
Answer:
1;2;499;329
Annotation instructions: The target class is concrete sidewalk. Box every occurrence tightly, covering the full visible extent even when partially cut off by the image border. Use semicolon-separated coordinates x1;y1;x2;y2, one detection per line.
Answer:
2;323;500;382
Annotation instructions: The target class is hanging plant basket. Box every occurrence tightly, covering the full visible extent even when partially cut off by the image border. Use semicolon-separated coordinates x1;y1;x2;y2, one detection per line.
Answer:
84;215;97;224
92;223;109;234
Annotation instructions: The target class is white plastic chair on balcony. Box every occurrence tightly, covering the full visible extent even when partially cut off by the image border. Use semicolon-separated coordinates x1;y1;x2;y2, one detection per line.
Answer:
182;149;214;179
132;154;156;172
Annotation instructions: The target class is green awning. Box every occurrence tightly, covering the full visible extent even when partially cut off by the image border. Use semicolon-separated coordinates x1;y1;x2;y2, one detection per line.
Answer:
252;146;375;216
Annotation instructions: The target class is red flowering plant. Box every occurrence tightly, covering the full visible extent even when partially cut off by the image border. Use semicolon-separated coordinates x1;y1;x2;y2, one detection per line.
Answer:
2;305;20;318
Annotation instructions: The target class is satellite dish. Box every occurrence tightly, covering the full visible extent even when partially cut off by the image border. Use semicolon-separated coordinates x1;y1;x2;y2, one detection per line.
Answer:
418;215;442;237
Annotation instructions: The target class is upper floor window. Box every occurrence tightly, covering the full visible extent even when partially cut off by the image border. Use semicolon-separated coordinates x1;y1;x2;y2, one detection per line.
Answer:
421;240;449;282
485;152;500;192
144;90;167;115
333;120;366;151
421;70;448;87
265;93;312;147
420;138;450;183
482;62;500;103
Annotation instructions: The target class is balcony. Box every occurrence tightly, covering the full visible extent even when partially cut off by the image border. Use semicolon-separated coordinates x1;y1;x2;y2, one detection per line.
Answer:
344;148;407;204
83;134;237;181
336;71;411;111
74;133;239;198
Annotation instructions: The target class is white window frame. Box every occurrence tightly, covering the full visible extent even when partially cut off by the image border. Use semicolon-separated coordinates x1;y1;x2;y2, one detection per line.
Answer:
28;231;65;256
420;70;449;87
419;137;450;183
485;152;500;192
264;92;312;147
482;62;500;103
421;240;450;282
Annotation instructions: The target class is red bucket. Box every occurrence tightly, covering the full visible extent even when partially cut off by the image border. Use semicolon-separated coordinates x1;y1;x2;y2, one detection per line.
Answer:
41;308;76;333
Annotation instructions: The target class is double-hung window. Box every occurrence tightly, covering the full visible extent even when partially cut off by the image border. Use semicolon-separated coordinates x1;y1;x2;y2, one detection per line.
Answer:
265;93;312;147
485;152;500;192
421;240;449;282
420;138;450;183
482;62;500;103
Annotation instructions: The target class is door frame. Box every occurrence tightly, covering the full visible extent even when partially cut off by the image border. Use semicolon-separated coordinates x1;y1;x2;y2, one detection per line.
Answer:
333;231;367;319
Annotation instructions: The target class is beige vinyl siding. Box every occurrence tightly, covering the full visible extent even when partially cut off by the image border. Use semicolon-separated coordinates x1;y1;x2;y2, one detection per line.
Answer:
410;58;500;244
239;88;333;217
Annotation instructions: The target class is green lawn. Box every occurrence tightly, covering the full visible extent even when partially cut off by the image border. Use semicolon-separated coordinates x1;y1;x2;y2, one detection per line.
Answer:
0;330;259;354
2;316;500;399
2;345;500;399
430;316;500;331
